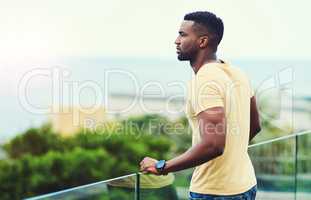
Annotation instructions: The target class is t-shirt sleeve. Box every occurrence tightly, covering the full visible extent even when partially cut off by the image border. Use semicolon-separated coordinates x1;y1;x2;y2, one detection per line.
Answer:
191;76;225;116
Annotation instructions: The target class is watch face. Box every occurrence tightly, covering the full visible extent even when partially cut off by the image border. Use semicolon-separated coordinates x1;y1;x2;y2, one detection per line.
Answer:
156;160;165;170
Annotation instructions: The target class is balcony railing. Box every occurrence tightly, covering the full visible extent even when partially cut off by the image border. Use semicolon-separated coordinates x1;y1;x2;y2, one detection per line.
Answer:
25;130;311;200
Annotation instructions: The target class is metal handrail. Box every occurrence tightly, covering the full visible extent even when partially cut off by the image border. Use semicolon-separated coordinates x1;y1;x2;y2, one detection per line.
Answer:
25;173;138;200
248;130;311;148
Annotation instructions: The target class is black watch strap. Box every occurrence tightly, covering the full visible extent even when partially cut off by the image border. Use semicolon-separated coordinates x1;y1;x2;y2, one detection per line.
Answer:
156;160;166;173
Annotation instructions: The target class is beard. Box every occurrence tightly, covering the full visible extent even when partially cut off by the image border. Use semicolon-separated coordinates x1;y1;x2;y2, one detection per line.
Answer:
177;51;193;61
177;45;197;61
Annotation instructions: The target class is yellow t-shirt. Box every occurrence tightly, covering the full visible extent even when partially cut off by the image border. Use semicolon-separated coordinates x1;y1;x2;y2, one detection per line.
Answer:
186;62;257;195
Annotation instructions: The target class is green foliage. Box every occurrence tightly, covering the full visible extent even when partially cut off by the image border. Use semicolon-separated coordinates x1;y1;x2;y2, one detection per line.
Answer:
169;116;192;154
3;123;64;159
0;115;176;200
120;114;170;135
0;148;116;199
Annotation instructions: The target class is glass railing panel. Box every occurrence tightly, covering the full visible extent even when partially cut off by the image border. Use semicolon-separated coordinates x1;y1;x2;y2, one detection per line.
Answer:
297;132;311;200
25;131;311;200
137;173;179;200
172;169;193;200
137;169;193;200
24;173;137;200
249;137;296;200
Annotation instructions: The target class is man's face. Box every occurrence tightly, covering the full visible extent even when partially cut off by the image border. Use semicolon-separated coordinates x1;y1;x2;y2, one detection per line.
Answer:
175;20;199;61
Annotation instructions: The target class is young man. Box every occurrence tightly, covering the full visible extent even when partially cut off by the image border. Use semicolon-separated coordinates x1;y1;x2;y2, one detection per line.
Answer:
140;11;261;199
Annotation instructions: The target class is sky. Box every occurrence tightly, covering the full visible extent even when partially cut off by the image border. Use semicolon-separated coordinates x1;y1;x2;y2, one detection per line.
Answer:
0;0;310;63
0;0;310;140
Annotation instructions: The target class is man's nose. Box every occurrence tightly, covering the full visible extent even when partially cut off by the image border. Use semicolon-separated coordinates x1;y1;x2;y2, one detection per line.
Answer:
174;37;180;45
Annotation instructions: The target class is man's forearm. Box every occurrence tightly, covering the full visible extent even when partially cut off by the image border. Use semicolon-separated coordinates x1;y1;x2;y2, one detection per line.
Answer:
162;141;224;174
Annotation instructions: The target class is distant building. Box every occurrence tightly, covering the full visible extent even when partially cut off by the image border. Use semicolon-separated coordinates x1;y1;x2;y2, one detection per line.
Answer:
49;106;106;136
106;93;185;120
49;93;185;135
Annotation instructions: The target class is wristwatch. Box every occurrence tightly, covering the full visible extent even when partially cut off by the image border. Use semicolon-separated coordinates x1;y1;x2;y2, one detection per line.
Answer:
155;160;166;174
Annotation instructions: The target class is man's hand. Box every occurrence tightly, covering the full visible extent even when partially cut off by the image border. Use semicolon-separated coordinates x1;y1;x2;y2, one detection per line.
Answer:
139;157;160;175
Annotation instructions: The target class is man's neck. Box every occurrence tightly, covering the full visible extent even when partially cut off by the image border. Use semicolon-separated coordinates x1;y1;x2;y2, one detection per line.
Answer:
190;52;220;74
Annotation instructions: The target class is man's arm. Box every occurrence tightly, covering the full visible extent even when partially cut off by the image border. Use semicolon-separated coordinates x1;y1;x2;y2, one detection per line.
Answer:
140;106;226;174
249;96;261;142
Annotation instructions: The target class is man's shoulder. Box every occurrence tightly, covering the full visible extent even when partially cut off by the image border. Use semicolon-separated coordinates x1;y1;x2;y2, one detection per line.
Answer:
195;63;251;88
196;63;227;78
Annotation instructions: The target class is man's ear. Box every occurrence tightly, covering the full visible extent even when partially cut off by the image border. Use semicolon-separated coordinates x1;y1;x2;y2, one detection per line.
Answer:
199;36;209;48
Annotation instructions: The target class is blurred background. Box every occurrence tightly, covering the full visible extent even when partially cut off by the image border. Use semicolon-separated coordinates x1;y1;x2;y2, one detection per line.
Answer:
0;0;310;199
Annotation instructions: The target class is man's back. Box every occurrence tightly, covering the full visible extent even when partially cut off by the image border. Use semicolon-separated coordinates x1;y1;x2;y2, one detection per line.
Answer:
186;62;257;195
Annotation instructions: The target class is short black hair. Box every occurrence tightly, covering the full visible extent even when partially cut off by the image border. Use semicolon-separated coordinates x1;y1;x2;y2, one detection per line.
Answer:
184;11;224;51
